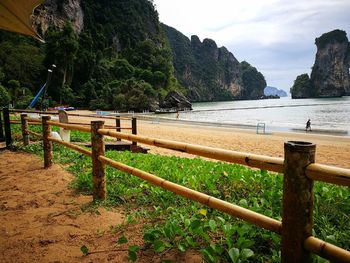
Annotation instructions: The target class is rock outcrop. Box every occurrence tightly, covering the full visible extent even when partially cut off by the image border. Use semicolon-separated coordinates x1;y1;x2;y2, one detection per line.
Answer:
310;30;350;97
264;86;287;97
32;0;84;35
162;24;266;102
160;91;192;110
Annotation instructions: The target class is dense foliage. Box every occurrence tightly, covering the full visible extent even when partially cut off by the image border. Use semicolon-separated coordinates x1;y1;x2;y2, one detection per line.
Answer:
290;73;315;99
240;61;266;99
0;0;181;111
315;29;348;48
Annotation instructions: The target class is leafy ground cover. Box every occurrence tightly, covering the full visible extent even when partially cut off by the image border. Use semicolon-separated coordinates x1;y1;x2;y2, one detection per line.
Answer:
11;124;350;262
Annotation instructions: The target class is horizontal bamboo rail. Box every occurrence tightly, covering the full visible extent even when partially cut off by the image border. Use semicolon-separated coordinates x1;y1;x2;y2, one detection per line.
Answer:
10;109;58;115
28;130;42;138
47;121;91;133
10;120;41;126
304;236;350;263
24;118;42;123
306;163;350;187
67;113;130;121
98;155;282;234
67;122;132;130
48;137;92;156
98;129;284;173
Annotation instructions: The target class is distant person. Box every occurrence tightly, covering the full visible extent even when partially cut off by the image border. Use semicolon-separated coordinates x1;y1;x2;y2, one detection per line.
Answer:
306;119;311;132
176;111;179;119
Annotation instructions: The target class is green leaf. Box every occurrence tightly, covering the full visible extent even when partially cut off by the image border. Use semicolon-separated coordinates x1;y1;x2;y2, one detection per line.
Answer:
128;245;140;252
228;247;240;262
189;219;201;230
241;248;254;259
208;219;216;231
143;232;155;242
128;251;137;262
178;243;186;252
239;199;248;207
117;235;128;244
154;240;166;253
80;245;89;255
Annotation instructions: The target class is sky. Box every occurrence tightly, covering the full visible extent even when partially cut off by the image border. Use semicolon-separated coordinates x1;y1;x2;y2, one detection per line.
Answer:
153;0;350;93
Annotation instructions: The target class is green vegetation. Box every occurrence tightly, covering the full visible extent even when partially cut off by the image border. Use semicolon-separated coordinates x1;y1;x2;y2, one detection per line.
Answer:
290;73;316;98
240;61;266;99
0;0;180;111
315;29;348;48
9;124;349;262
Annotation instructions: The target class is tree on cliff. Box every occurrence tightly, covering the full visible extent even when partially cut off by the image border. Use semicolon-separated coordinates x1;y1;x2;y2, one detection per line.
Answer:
240;61;266;99
290;73;314;99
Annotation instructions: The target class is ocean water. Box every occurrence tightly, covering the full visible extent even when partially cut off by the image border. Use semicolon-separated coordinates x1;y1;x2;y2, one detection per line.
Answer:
167;97;350;135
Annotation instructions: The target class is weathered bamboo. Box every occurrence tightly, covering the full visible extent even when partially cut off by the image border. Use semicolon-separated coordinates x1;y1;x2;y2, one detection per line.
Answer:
304;236;350;263
28;130;42;139
42;116;52;168
115;115;121;141
67;112;130;120
24;118;43;123
91;121;106;200
0;110;4;142
20;114;29;145
98;130;284;173
281;141;316;263
10;120;42;125
3;108;12;148
10;109;58;115
306;163;350;187
98;155;282;234
46;121;91;133
48;137;92;157
132;117;137;146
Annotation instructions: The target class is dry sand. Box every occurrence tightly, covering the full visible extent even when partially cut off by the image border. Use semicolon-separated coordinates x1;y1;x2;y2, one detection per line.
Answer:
69;111;350;169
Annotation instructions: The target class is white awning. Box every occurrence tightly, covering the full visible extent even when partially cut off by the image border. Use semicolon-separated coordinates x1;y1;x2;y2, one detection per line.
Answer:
0;0;44;41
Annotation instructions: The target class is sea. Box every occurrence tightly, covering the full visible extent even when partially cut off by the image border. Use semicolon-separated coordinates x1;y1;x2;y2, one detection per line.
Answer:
159;97;350;136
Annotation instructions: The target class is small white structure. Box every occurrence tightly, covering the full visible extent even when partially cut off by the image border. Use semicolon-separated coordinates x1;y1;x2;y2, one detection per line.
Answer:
58;110;70;142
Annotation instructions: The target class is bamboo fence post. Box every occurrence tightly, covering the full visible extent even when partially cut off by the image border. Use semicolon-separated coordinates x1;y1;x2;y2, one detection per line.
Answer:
3;107;12;148
281;141;316;263
0;109;4;142
115;115;121;141
20;114;29;146
42;116;52;168
91;121;106;200
132;117;137;146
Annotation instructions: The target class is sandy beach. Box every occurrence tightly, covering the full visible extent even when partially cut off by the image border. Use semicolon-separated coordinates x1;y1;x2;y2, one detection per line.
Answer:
68;111;350;169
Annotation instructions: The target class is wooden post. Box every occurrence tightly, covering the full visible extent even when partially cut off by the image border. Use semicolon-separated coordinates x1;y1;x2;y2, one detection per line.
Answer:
0;109;4;142
42;116;52;168
91;121;106;201
20;113;29;146
281;141;316;263
115;115;121;141
3;107;12;148
132;117;137;146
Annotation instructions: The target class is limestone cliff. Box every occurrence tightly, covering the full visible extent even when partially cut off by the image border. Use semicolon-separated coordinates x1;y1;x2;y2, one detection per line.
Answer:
162;24;266;101
310;30;350;97
32;0;84;35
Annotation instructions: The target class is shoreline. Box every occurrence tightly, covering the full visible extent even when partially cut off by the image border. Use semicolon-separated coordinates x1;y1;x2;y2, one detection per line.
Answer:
68;110;350;169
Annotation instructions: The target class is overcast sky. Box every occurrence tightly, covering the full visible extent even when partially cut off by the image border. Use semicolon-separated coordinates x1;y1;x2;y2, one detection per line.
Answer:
153;0;350;93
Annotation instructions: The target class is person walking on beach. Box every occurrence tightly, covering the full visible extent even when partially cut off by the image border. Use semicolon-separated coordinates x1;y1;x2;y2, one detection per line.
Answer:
306;119;311;132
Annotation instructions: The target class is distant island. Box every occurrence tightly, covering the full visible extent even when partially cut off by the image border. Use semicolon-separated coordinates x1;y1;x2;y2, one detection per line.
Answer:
290;29;350;99
264;86;287;97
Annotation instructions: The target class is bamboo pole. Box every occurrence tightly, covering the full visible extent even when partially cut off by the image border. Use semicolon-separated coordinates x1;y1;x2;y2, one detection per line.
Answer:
10;120;42;125
98;155;282;234
46;121;91;133
20;114;29;146
116;115;121;141
306;163;350;187
132;117;137;146
24;117;42;123
304;236;350;263
28;130;42;139
281;141;316;263
91;121;106;200
48;137;92;157
3;108;12;148
0;109;4;142
67;113;130;120
42;116;52;168
98;130;284;173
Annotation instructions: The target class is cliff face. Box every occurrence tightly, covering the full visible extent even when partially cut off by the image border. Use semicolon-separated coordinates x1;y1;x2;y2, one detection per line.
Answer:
310;30;350;97
162;24;266;101
32;0;84;35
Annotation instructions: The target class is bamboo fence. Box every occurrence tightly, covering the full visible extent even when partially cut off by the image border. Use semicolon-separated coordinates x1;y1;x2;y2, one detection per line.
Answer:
2;109;350;263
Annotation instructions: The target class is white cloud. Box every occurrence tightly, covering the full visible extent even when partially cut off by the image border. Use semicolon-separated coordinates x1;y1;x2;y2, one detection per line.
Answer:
153;0;350;91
